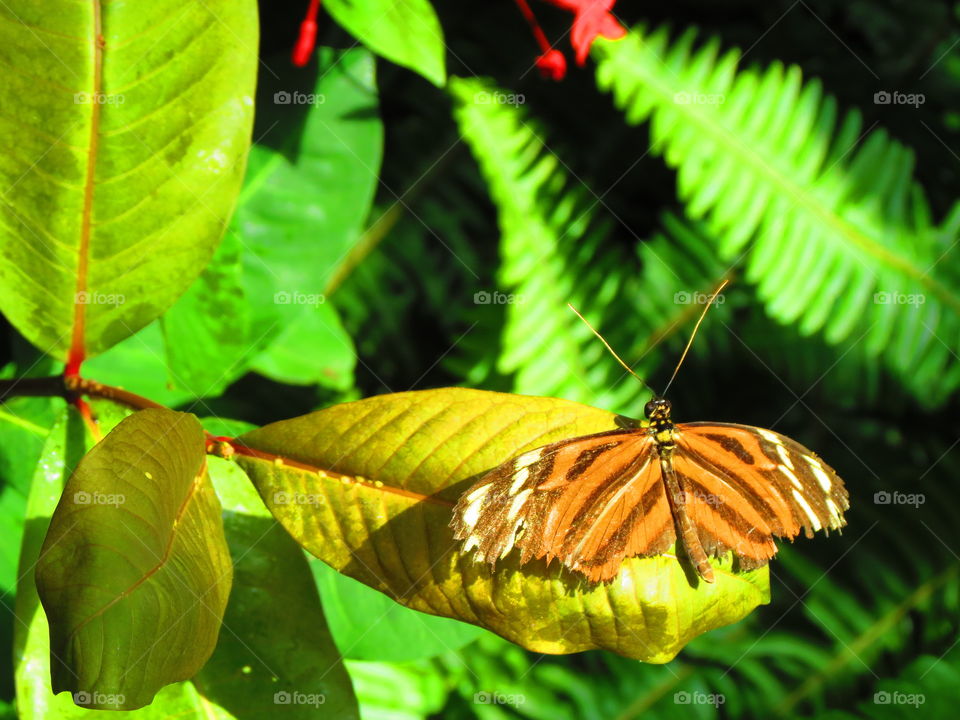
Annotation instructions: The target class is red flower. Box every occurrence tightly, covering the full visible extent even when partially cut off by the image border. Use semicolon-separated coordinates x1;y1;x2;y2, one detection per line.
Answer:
545;0;626;65
514;0;624;80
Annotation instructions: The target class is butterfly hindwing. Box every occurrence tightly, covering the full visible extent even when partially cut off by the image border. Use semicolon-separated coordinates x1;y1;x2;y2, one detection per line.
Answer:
676;423;849;542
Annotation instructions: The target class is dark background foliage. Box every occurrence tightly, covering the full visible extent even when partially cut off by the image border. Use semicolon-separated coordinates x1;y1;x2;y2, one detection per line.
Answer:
3;1;960;717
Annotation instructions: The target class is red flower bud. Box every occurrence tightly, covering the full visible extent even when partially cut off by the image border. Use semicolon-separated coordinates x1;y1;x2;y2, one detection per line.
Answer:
292;0;321;67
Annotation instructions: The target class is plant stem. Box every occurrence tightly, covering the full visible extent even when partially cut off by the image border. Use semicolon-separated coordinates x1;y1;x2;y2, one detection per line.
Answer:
1;374;168;413
64;376;167;411
2;374;235;447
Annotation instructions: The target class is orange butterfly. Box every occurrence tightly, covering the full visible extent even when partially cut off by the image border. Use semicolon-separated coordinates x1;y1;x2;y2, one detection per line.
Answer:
451;283;849;583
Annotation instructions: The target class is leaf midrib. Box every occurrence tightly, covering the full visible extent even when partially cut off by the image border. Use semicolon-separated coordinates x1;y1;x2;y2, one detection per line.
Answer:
237;443;454;508
67;1;104;366
63;462;207;645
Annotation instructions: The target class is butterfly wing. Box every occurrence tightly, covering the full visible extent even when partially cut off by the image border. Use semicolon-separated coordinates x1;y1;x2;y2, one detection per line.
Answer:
451;429;673;582
674;422;849;568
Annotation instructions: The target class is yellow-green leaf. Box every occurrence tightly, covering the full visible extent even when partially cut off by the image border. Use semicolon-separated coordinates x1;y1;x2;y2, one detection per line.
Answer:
234;388;770;662
35;409;232;710
0;1;258;360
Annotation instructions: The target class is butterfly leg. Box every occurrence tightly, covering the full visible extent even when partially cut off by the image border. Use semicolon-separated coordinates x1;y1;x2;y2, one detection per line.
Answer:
660;456;715;583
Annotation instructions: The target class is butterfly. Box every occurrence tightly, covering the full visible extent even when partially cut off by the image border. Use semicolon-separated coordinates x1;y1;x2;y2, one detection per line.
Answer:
450;285;849;583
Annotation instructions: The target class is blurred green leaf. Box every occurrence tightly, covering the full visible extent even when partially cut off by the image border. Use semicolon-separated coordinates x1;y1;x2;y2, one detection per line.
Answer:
0;397;56;594
0;0;257;360
309;555;485;661
325;0;446;87
161;232;252;398
234;388;769;662
199;457;359;719
35;409;231;710
252;303;356;389
82;322;203;407
345;658;449;720
235;47;382;356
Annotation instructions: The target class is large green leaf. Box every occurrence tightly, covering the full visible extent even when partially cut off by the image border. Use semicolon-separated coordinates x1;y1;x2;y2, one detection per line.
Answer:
35;409;232;710
233;388;770;662
325;0;446;87
0;1;257;360
16;415;356;718
12;404;143;719
235;47;382;354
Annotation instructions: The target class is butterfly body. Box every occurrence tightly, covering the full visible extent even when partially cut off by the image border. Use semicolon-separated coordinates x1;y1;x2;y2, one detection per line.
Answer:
451;397;849;584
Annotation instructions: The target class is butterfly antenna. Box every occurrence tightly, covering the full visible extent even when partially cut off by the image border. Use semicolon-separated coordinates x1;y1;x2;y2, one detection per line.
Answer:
662;278;730;396
567;304;657;395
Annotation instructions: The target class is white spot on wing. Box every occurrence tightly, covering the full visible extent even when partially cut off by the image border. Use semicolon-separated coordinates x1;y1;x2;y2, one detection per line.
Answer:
776;444;794;470
515;449;543;468
506;489;532;521
826;498;843;526
808;459;833;493
758;429;783;445
509;467;530;495
792;489;822;531
779;464;804;491
499;516;525;559
465;483;489;504
462;497;484;528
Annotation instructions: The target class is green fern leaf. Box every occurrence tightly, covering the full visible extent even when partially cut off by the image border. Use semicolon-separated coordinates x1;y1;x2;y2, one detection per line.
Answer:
449;77;733;415
594;27;960;406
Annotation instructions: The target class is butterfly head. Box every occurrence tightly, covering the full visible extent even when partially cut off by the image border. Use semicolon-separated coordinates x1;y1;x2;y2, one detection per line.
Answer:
643;398;672;421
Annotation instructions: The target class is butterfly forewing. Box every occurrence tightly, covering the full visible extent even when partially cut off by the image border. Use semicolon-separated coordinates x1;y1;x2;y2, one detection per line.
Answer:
451;430;678;581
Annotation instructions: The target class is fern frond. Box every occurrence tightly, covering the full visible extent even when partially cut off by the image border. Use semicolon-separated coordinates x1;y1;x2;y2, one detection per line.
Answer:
449;78;734;414
333;156;491;391
594;27;960;406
